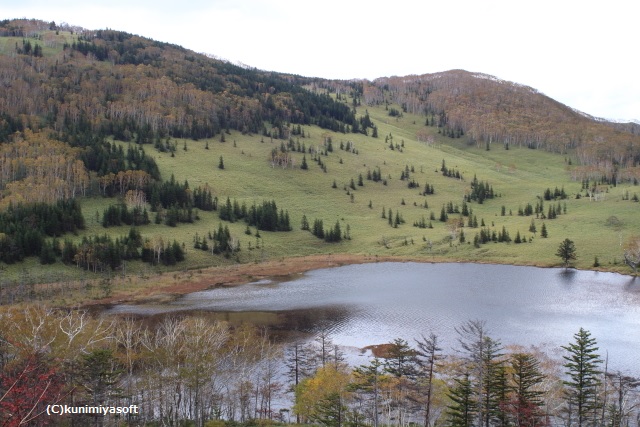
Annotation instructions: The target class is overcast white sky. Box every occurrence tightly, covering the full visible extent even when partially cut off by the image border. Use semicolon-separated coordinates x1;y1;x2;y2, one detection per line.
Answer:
3;0;639;121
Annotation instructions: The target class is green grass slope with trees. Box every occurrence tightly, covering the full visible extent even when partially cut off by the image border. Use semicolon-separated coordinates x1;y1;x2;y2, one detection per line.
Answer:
0;19;639;289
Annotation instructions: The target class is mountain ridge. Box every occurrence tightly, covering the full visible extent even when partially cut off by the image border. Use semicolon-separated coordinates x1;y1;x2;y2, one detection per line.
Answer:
1;18;638;182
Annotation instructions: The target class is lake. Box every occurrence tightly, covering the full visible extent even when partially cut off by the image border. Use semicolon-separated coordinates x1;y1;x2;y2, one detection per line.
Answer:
109;262;640;373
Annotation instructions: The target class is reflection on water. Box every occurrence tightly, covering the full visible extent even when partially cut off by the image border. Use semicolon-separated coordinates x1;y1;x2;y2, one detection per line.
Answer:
109;263;640;373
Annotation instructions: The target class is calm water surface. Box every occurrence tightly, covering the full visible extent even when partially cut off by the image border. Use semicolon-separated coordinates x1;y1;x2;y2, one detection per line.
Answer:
110;262;640;372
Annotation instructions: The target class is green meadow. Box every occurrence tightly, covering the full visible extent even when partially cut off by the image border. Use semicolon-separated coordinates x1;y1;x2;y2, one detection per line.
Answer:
94;104;639;268
3;101;639;284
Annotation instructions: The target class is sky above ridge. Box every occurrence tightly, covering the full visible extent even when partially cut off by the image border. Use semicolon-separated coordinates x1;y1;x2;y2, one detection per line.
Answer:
4;0;639;121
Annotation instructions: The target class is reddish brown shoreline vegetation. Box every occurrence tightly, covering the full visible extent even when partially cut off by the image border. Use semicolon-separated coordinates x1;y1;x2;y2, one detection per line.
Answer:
86;254;422;307
31;253;624;308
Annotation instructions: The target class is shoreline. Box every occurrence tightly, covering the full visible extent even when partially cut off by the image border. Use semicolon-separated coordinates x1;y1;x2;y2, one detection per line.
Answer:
82;254;634;308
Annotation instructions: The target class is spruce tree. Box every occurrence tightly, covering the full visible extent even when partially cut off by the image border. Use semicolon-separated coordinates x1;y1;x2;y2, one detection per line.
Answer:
562;328;602;427
507;353;547;427
556;238;577;268
446;373;477;427
384;338;418;379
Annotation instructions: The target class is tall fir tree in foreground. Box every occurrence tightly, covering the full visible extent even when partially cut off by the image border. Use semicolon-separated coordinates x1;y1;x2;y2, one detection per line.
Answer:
507;353;547;427
562;328;602;427
447;373;477;427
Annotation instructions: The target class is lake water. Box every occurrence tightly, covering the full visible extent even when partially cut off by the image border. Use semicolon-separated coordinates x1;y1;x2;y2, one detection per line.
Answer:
109;262;640;373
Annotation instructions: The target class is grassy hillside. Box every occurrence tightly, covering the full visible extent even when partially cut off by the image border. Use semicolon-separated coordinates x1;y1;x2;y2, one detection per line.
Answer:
0;20;638;292
9;99;627;285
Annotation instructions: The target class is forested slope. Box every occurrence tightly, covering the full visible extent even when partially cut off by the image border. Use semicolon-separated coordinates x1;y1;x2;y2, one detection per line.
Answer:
0;19;356;142
362;70;640;182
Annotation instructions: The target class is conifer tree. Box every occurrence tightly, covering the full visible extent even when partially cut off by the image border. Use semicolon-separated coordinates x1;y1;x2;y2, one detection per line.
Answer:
446;373;477;427
562;328;602;427
506;353;547;427
556;238;577;268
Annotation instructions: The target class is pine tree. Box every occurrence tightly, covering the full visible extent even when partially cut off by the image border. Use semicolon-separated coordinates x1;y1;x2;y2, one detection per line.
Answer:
506;353;547;427
562;328;602;427
218;156;224;169
447;373;477;427
80;349;123;407
514;231;522;244
384;338;418;379
556;238;577;268
480;337;506;427
540;223;548;238
440;205;448;222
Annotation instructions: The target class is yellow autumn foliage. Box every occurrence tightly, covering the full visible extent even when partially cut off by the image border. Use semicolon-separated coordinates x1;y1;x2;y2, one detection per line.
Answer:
293;363;352;421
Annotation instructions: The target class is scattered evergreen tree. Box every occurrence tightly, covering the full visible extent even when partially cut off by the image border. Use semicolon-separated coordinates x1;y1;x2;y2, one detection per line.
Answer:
325;221;342;243
312;219;325;239
556;238;577;267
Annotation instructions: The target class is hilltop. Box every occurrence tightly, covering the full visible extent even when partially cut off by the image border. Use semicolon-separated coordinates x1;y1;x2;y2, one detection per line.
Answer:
0;18;639;301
